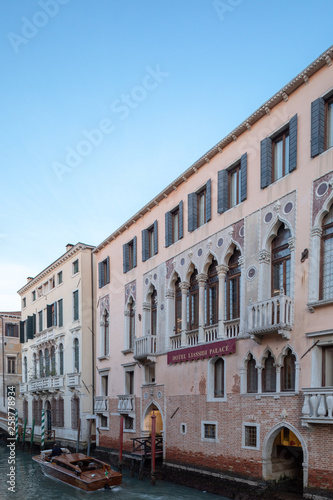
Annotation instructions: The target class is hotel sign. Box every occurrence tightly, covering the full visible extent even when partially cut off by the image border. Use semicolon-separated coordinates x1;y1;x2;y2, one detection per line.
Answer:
167;338;236;365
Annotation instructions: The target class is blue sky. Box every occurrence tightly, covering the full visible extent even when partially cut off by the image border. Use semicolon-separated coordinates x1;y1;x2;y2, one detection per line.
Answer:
1;0;332;310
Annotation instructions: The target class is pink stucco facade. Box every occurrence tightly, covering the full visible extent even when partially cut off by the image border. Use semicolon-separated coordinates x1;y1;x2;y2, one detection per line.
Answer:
94;47;333;497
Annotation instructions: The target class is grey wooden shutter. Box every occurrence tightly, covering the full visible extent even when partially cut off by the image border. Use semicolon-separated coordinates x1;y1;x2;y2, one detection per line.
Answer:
311;97;325;157
260;137;272;188
20;321;25;343
106;256;110;284
33;314;36;336
98;262;103;287
27;316;34;339
133;236;137;268
47;304;53;328
153;220;158;255
123;244;128;273
53;301;57;326
217;169;228;213
289;114;297;172
188;192;197;232
5;323;8;336
206;179;211;222
142;229;148;262
165;211;172;247
240;153;247;202
179;200;184;239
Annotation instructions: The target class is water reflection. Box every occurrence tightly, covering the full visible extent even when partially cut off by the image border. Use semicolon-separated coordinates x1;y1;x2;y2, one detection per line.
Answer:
0;444;225;500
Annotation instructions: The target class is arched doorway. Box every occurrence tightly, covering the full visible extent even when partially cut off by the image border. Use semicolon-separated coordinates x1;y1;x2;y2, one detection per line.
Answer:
45;400;52;434
143;403;163;437
263;422;307;493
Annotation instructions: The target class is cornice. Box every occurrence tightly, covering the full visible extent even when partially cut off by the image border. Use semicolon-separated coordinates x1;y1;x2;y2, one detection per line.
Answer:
94;45;333;254
17;243;95;295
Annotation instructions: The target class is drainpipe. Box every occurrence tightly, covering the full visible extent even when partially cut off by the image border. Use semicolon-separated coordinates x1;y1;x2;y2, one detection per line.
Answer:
2;315;5;407
91;252;95;415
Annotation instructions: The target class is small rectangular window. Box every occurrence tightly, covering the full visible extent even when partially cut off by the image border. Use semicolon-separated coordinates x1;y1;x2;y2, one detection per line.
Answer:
99;256;110;287
142;222;158;261
5;324;18;338
272;129;289;182
7;357;16;374
145;363;155;384
32;291;36;302
37;286;42;298
38;311;43;332
243;423;260;450
197;188;206;228
73;260;79;275
57;271;63;284
148;226;154;259
172;207;179;243
229;163;241;208
22;297;26;308
123;238;137;273
201;422;217;441
124;416;134;430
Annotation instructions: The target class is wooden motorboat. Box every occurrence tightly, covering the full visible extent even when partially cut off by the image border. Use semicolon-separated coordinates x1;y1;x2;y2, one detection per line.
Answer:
32;448;122;491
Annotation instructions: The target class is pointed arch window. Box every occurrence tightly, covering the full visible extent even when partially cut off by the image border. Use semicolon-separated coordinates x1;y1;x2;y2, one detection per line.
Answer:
281;348;296;391
33;353;37;379
129;299;135;348
103;310;109;355
45;349;50;376
187;270;199;331
247;354;258;393
39;350;44;378
150;289;157;335
51;346;56;376
271;225;291;296
262;352;276;392
320;204;333;300
205;260;218;326
175;277;182;334
225;249;241;320
24;356;28;383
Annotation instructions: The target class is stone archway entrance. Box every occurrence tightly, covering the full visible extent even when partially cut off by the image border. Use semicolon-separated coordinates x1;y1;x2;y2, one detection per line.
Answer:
143;403;163;436
263;422;308;493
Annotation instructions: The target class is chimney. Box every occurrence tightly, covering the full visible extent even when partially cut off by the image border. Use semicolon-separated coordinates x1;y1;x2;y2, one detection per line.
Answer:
66;243;74;252
27;277;34;283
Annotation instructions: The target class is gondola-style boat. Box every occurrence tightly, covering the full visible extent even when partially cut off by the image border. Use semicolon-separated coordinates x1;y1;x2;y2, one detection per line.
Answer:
32;448;122;491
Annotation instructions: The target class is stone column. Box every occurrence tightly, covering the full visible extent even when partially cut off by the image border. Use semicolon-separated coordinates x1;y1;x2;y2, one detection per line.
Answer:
124;310;130;350
216;265;228;338
165;289;175;350
276;363;281;393
238;256;245;336
308;227;322;303
197;273;207;344
257;366;262;394
258;250;271;301
180;282;189;347
142;301;150;336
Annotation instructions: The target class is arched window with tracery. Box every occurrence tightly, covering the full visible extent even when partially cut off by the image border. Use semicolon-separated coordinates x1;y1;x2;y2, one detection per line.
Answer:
175;277;182;334
39;350;44;378
103;309;109;355
205;260;218;326
151;289;157;335
271;225;291;297
225;249;241;320
24;356;28;383
59;343;64;375
33;352;37;379
320;204;333;300
262;352;276;392
247;354;258;393
281;348;296;391
187;270;199;331
51;346;56;376
129;299;135;348
45;349;50;376
74;338;79;372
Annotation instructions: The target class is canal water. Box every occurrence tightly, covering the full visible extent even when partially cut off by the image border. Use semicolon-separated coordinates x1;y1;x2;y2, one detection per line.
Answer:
0;444;228;500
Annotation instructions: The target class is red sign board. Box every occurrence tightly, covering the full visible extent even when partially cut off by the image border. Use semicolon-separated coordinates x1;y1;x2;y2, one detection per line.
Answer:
167;338;236;365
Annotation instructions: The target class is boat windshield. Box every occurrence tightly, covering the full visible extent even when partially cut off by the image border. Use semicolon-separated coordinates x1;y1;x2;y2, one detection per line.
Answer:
72;460;103;471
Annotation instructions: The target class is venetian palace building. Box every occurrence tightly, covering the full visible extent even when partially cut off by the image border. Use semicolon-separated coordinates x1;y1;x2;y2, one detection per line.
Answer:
92;46;333;498
18;243;95;447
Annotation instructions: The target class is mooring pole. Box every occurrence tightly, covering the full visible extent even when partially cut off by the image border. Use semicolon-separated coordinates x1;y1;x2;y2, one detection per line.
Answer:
151;411;156;485
119;415;124;473
30;418;35;453
76;418;81;453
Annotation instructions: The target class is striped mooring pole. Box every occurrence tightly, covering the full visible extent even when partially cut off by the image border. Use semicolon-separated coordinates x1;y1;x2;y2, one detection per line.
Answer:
41;409;45;450
15;409;19;441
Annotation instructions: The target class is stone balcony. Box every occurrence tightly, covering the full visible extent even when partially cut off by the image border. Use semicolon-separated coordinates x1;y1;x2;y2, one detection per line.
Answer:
134;334;157;361
94;396;109;413
19;382;28;394
301;388;333;425
117;395;135;415
29;375;64;393
67;373;81;388
248;294;294;340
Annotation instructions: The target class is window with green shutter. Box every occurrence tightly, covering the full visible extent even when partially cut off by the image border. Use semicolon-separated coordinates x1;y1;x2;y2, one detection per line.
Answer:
58;299;63;327
188;181;211;232
73;290;79;321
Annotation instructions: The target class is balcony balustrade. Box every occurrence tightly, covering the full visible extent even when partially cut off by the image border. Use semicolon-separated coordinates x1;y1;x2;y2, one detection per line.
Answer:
248;294;294;339
169;334;181;350
28;375;64;393
19;383;28;394
94;396;109;412
186;329;199;346
67;373;81;388
204;325;218;343
301;388;333;424
134;334;157;360
117;395;135;414
223;319;240;338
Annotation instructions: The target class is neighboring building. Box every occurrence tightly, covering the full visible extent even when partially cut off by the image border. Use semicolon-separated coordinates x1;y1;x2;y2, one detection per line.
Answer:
0;311;22;424
18;243;95;447
93;46;333;498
